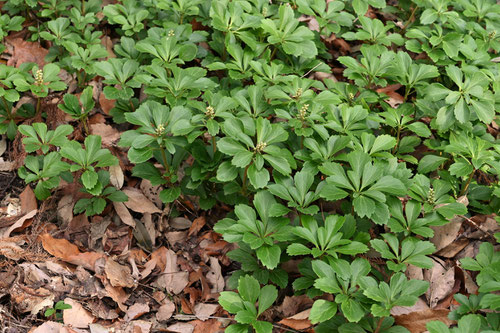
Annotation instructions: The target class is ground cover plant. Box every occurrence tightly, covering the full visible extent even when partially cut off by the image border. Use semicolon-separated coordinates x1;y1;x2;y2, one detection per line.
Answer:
0;0;499;332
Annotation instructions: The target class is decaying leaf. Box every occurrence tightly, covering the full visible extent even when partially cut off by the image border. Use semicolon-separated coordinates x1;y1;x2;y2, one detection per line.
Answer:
63;298;95;328
154;249;189;295
105;258;136;288
122;187;162;214
194;303;218;321
394;309;454;333
156;299;176;322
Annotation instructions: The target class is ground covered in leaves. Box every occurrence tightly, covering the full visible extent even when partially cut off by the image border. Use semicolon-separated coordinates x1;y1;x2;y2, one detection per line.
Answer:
0;0;499;333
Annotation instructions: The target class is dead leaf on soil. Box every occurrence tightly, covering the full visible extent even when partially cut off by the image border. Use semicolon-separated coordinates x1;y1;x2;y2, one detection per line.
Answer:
190;319;223;333
63;298;95;328
394;308;453;333
99;92;115;114
431;216;464;252
57;195;74;226
40;233;105;271
156;299;176;322
124;302;150;321
105;258;136;288
206;257;224;293
154;248;189;295
90;123;120;146
167;323;194;333
278;308;312;330
122;187;161;214
194;303;218;321
113;201;136;227
5;37;48;67
188;216;206;236
19;186;37;214
424;258;455;308
170;217;192;230
109;164;124;189
0;209;37;239
31;321;64;333
102;277;129;312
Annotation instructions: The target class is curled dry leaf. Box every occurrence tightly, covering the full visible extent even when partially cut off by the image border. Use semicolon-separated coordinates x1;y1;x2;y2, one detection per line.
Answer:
122;187;161;214
105;258;136;288
102;278;129;312
188;216;206;236
40;233;105;271
63;298;95;328
206;257;224;293
0;209;37;239
278;308;312;331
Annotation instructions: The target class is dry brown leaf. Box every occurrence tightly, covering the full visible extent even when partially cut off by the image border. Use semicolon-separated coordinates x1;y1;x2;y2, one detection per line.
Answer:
376;84;404;108
101;35;115;58
391;298;429;316
31;321;64;333
102;278;129;312
156;299;176;322
194;303;218;321
0;135;6;156
206;257;224;293
109;164;124;189
278;308;312;330
90;123;120;146
113;201;136;227
0;157;15;171
63;298;95;328
19;186;37;214
99;92;115;115
424;258;455;308
40;233;105;271
431;216;464;252
0;238;25;260
6;37;48;67
188;216;206;236
105;258;135;288
277;295;313;318
190;319;223;333
0;209;37;239
166;231;188;246
122;187;161;214
167;323;194;333
124;303;150;321
57;195;74;226
170;217;192;230
394;309;453;333
154;249;189;295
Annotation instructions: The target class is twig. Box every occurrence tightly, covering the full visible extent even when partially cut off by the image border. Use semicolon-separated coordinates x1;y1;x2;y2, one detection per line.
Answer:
301;62;322;78
458;214;495;240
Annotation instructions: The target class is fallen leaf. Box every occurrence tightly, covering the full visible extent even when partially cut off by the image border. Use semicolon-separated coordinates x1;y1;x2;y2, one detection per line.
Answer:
19;186;37;214
40;233;105;271
0;136;6;156
57;195;74;226
6;37;48;67
206;257;224;293
125;303;150;321
170;217;192;230
194;303;218;321
391;298;429;316
166;231;188;246
190;319;223;333
154;249;189;295
99;92;115;115
156;299;176;322
188;216;206;236
424;258;455;308
430;216;464;252
102;278;129;312
376;84;404;108
109;164;124;189
113;201;136;227
277;295;313;317
90;123;120;146
167;323;194;333
105;258;135;288
394;309;453;333
31;321;63;333
122;187;161;214
0;209;37;239
63;298;95;328
278;308;312;330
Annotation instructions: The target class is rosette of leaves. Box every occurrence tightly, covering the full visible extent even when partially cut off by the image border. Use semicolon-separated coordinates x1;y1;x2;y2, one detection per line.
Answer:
214;191;291;269
370;233;436;272
219;274;277;333
261;4;318;59
343;17;403;47
216;117;294;190
426;66;495;129
103;0;149;36
405;25;463;63
287;214;369;259
206;43;255;80
74;170;128;216
319;150;407;224
0;65;28;138
118;100;192;203
93;58;142;100
447;293;500;331
156;0;204;25
0;13;24;52
63;42;109;87
57;86;94;135
60;135;119;197
338;45;394;89
295;135;351;174
308;258;371;323
297;0;354;37
14;63;67;99
18;123;73;154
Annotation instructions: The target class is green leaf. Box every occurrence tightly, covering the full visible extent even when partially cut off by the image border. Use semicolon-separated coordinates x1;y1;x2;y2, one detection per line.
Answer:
256;245;281;270
238;275;260;304
81;170;98;189
309;300;337;324
418;155;448;174
258;285;277;315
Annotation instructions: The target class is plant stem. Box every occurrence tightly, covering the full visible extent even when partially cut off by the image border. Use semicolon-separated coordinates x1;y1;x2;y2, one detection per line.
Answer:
402;6;418;31
392;126;401;154
82;117;89;136
270;46;278;61
374;317;385;333
160;145;171;180
460;169;475;196
36;97;41;116
1;96;11;119
129;100;135;111
212;136;217;154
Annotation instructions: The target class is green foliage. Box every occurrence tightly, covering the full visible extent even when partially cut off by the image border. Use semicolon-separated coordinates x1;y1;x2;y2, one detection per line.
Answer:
5;0;500;331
